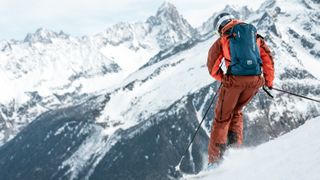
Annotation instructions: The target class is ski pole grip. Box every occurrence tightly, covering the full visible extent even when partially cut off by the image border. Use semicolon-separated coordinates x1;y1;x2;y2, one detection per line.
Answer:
263;86;274;98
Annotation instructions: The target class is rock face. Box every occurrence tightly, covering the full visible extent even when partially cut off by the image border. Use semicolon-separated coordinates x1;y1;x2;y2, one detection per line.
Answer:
0;0;320;180
151;2;196;49
0;97;105;180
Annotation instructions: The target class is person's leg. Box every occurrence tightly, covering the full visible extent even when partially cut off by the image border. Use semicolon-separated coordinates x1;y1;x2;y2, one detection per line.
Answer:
208;86;242;163
227;75;264;147
228;87;259;146
227;112;242;146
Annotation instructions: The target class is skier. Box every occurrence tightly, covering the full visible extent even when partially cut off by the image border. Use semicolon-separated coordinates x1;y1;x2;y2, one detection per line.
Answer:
206;12;274;167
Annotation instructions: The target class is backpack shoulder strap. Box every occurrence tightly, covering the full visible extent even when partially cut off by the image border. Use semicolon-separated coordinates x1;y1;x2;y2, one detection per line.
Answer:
221;19;243;35
227;22;251;39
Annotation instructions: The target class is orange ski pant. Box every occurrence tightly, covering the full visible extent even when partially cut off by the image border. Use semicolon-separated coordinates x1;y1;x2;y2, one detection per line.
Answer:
208;75;264;163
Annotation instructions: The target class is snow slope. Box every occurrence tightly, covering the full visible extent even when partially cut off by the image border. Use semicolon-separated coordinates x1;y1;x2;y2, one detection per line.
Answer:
185;116;320;180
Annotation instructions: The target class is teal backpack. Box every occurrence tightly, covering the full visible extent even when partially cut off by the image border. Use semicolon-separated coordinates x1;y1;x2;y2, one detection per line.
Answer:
227;23;262;76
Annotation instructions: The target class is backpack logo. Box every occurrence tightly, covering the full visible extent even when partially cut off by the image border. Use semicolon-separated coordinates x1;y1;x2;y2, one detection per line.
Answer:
228;23;263;76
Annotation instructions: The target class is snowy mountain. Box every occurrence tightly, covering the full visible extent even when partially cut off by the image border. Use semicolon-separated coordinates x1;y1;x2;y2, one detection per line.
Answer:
0;0;320;179
0;28;122;146
93;2;196;72
197;5;253;38
185;116;320;180
0;2;196;146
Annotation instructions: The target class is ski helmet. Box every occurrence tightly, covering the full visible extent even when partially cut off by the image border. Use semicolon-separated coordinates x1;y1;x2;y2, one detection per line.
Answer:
213;12;235;33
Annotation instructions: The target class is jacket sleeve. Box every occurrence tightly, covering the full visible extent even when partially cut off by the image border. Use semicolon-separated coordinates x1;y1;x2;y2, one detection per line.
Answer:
259;38;275;87
207;38;224;81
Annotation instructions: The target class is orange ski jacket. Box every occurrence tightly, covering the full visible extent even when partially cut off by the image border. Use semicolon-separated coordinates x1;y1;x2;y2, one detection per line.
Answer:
207;20;275;87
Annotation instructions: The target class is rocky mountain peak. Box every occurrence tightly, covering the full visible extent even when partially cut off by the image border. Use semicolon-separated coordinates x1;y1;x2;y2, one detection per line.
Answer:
156;2;179;19
222;5;240;19
24;28;69;44
152;2;196;47
154;1;192;30
257;12;280;36
0;41;12;53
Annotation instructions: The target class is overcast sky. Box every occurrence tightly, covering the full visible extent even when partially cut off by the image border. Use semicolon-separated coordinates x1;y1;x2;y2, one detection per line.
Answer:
0;0;266;41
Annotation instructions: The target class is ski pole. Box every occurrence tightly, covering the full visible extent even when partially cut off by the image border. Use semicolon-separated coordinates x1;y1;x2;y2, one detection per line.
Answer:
175;83;222;172
272;87;320;103
262;86;274;98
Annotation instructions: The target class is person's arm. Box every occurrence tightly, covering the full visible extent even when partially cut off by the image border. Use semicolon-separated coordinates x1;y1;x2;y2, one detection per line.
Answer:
258;37;275;88
207;38;224;81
